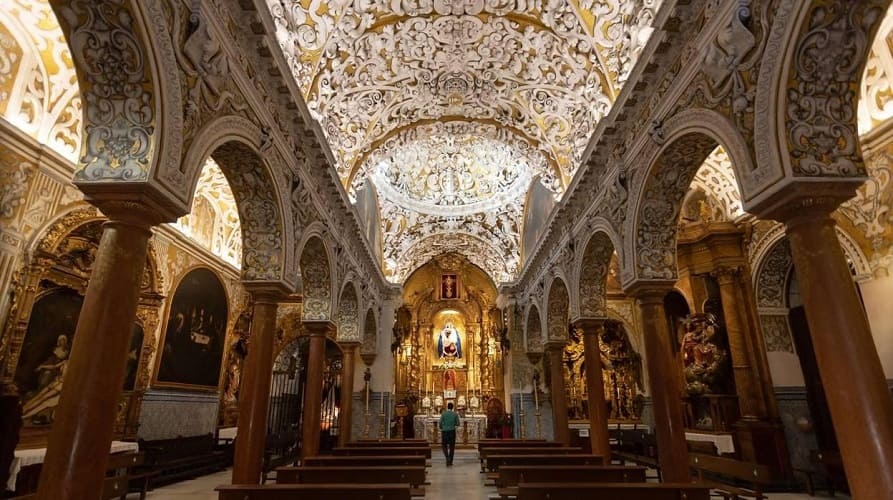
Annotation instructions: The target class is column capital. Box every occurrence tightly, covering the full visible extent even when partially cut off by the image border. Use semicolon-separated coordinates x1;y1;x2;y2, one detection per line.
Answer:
243;283;291;304
81;184;186;226
711;266;742;284
745;179;858;225
304;320;337;337
543;340;566;353
572;318;608;334
338;341;361;352
625;282;675;304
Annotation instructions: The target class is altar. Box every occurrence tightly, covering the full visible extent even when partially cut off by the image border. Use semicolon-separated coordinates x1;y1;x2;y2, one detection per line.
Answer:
413;414;487;444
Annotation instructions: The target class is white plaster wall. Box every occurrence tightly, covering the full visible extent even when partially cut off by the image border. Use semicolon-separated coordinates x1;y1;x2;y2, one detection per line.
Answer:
859;276;893;378
766;351;806;387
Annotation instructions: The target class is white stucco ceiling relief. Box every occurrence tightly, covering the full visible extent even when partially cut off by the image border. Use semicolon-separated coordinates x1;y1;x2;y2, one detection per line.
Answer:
266;0;660;284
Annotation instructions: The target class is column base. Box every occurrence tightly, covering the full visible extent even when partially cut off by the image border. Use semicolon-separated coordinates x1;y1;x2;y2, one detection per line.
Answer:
734;419;791;479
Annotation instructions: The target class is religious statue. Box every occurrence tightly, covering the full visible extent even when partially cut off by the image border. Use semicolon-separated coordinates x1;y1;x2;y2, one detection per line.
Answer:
437;321;462;358
680;313;729;395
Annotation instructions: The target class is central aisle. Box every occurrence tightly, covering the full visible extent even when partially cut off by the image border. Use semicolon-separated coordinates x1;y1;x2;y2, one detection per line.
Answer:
427;448;495;500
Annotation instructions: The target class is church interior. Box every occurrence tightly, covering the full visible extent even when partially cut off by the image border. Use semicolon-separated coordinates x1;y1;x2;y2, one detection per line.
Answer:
1;0;893;499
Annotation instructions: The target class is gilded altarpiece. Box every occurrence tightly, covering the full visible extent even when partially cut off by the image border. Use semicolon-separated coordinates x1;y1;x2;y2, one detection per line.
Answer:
397;254;505;441
0;208;163;446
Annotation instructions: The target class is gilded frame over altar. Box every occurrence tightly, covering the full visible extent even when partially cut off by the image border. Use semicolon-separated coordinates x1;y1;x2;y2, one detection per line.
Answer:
440;273;459;300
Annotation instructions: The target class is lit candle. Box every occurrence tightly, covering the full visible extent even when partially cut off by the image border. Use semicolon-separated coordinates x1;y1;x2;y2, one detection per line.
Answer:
534;384;539;409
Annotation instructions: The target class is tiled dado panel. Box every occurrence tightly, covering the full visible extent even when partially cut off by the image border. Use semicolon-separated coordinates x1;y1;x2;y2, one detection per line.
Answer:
138;389;220;440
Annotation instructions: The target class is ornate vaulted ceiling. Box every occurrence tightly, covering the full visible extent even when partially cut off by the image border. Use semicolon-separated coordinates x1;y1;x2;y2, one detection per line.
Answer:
267;0;660;283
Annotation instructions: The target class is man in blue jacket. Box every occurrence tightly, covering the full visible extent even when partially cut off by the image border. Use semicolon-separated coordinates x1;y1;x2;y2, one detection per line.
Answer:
439;402;460;466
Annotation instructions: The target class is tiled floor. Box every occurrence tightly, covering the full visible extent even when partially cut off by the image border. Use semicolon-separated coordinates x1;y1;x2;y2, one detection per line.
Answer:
141;450;845;500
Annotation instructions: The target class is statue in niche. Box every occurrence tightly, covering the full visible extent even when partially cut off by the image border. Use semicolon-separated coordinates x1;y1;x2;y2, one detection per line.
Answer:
443;369;457;392
438;321;462;359
680;313;729;395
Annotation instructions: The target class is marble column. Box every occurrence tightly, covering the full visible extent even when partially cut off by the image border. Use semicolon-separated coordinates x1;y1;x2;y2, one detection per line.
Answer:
784;209;893;499
232;290;283;484
37;205;160;499
338;342;359;446
545;341;569;445
574;319;611;458
302;321;335;458
633;287;690;483
713;267;761;420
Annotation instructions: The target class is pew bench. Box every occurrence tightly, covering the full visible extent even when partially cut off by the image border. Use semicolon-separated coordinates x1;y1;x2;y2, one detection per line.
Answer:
484;454;604;482
216;483;412;500
492;465;647;499
479;446;582;472
332;446;431;459
794;449;847;497
611;430;661;480
276;465;426;495
690;454;772;500
516;482;711;500
302;455;427;468
479;442;565;471
353;439;428;445
137;434;227;488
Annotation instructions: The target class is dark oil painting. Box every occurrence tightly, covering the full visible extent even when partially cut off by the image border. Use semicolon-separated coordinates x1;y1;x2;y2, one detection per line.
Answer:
157;267;228;388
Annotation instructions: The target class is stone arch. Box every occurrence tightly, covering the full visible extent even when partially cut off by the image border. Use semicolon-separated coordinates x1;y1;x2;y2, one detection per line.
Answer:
753;1;889;196
577;224;621;319
336;281;360;342
626;109;754;283
361;308;378;362
299;234;333;322
524;305;543;353
546;276;570;342
48;0;182;187
179;115;292;285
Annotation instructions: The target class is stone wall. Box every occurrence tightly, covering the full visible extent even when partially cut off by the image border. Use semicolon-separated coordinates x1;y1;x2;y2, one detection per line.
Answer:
138;389;221;440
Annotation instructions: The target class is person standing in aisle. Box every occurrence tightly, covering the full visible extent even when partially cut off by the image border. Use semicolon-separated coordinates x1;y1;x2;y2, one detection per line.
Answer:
439;402;460;466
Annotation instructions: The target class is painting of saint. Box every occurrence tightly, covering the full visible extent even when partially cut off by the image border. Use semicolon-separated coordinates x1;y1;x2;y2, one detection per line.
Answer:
437;321;462;359
122;324;144;391
14;288;82;425
157;268;228;388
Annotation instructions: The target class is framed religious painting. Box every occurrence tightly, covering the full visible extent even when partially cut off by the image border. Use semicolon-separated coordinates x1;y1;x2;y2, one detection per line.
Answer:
154;267;229;390
440;273;459;300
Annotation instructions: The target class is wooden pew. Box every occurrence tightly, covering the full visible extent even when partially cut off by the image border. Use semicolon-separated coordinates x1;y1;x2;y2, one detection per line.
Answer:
495;465;647;498
478;445;577;471
485;454;604;473
690;453;772;500
498;465;647;488
332;446;431;459
216;483;411;500
611;429;661;480
354;439;427;445
302;455;426;468
517;482;711;500
276;465;426;495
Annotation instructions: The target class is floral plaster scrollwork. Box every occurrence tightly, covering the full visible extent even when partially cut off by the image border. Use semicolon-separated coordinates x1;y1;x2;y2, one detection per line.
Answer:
546;278;569;341
392;232;514;285
525;306;543;353
786;2;884;177
759;314;795;353
337;283;360;342
300;236;332;321
212;142;283;281
579;232;616;318
0;151;34;225
53;0;156;182
361;308;377;363
634;134;719;280
0;1;82;162
689;147;745;221
755;239;791;308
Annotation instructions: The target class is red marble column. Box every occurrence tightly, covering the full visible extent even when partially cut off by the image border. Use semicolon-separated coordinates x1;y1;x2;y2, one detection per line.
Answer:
37;207;159;499
634;288;691;483
574;319;611;458
785;210;893;499
232;290;282;484
338;342;359;446
545;342;570;445
302;322;335;458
